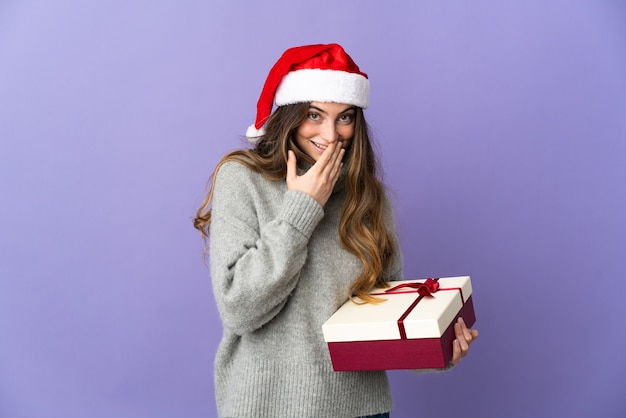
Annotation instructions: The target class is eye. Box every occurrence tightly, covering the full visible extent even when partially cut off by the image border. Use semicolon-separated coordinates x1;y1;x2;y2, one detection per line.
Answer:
307;112;321;121
338;113;354;124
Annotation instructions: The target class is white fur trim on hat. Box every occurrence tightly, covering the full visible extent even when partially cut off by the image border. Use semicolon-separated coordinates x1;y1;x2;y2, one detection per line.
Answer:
275;68;370;109
245;124;265;143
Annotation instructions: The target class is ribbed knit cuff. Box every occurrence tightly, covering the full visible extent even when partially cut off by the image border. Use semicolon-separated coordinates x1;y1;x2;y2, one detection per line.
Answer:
279;190;324;237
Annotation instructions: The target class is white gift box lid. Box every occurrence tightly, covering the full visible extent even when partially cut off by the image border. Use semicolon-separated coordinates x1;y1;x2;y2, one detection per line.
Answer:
322;276;472;342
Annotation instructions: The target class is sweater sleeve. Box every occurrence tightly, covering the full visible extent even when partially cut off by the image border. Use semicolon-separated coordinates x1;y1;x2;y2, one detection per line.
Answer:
208;162;324;335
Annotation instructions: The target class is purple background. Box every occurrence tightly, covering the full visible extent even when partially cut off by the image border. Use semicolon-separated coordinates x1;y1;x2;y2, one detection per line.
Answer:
1;1;625;417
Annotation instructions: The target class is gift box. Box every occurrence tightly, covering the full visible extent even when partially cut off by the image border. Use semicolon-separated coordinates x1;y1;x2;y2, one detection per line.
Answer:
322;276;476;371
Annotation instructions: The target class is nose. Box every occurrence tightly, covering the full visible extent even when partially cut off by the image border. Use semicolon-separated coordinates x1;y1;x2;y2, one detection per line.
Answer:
320;121;339;143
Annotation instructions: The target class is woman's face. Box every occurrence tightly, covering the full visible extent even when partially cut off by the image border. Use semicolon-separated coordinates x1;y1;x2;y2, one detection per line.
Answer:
294;102;356;161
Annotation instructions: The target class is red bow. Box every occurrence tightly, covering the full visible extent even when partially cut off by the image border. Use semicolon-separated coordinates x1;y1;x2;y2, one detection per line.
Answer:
385;278;440;297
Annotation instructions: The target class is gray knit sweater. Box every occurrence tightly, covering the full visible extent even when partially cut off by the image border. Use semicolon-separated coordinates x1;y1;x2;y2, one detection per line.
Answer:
208;161;403;417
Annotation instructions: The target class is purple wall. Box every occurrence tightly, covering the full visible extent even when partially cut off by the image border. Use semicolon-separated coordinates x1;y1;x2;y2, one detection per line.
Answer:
1;1;625;417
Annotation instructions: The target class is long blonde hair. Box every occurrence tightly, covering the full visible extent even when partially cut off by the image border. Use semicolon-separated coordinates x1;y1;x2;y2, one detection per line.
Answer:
194;103;394;302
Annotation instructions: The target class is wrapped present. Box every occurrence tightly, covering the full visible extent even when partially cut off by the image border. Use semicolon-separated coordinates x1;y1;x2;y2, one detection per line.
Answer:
322;276;476;371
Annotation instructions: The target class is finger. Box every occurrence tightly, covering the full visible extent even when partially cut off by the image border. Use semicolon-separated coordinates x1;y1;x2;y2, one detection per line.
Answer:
313;143;342;181
451;339;461;365
326;140;344;163
328;145;345;177
454;322;470;353
286;150;297;184
457;317;474;342
315;141;337;169
325;153;344;190
326;143;344;173
458;317;479;343
333;142;345;165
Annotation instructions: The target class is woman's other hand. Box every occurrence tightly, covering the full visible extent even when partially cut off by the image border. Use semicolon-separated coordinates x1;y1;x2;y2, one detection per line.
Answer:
450;317;479;365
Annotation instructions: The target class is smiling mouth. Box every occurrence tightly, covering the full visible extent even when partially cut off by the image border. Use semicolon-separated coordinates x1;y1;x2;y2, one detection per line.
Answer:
311;141;328;150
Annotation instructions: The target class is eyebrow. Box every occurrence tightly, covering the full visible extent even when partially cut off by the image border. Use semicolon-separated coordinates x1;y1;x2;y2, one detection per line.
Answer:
309;105;356;115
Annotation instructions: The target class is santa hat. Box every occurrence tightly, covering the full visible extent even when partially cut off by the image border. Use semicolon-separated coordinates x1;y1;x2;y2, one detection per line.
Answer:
246;43;370;140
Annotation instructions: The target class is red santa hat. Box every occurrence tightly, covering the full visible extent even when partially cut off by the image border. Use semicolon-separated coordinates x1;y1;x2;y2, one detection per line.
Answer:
246;43;370;140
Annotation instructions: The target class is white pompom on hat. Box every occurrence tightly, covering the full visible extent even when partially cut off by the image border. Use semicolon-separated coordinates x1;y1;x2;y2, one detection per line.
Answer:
246;43;370;141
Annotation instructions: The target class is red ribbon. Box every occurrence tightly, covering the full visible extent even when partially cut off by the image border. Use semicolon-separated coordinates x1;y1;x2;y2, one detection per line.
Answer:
372;278;464;340
384;277;440;296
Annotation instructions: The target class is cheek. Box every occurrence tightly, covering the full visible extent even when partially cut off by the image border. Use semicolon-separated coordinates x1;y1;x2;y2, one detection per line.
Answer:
296;123;318;139
294;125;314;152
339;125;355;143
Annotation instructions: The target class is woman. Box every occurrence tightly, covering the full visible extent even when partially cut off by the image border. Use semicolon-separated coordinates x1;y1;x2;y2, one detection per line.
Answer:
194;43;478;418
